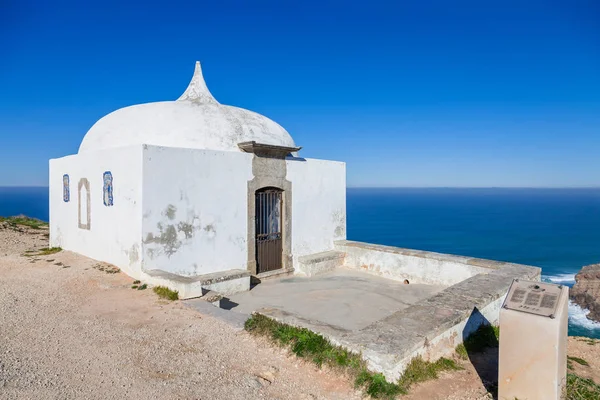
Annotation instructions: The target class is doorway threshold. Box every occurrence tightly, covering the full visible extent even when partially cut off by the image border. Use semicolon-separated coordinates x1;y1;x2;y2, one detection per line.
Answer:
254;267;294;282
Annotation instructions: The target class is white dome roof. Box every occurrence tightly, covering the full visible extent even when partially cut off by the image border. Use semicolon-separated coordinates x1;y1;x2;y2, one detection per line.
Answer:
78;62;296;154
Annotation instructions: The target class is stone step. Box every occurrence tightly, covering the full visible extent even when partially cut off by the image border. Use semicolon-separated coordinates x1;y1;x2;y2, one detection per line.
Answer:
297;250;345;277
255;267;294;281
198;290;240;311
144;268;251;299
201;290;224;305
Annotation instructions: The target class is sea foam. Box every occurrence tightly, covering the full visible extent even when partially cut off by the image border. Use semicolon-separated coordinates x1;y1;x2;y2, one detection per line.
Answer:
568;301;600;332
543;273;576;286
540;274;600;336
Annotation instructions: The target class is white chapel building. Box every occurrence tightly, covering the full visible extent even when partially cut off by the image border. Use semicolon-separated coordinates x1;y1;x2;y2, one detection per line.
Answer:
49;62;346;297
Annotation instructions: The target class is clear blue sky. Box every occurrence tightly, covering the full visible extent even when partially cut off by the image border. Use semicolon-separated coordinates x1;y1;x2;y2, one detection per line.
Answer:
1;0;599;187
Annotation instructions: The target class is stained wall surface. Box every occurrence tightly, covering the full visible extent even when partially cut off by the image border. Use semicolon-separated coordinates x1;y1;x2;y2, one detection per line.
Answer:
50;144;346;282
49;145;143;278
141;146;346;277
141;145;254;276
336;241;494;285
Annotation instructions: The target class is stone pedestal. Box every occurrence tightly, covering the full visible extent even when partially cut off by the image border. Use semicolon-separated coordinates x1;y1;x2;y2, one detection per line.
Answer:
498;279;569;400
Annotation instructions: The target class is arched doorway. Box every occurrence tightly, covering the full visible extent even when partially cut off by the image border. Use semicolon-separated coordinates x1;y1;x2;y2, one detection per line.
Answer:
255;187;283;273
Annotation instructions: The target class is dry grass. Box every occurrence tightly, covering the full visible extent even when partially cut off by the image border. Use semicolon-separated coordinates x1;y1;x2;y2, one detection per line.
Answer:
92;263;120;274
23;247;62;257
0;216;48;230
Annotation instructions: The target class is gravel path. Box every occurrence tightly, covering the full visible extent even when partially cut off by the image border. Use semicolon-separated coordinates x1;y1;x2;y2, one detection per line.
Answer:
3;223;598;400
0;224;361;400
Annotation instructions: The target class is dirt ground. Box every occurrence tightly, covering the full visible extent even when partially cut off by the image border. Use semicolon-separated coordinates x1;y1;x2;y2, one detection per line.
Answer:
1;223;599;400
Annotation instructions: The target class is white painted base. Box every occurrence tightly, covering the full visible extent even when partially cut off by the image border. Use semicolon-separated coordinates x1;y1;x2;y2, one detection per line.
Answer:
202;277;251;297
141;269;251;299
498;285;569;400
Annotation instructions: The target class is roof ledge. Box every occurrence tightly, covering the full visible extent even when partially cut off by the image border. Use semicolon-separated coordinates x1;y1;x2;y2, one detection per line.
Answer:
238;141;302;159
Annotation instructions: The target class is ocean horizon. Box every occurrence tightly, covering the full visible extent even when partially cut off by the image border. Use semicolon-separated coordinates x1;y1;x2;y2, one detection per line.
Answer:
2;186;600;338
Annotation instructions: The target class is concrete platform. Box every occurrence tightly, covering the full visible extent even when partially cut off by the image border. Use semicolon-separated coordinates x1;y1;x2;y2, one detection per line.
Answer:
228;269;446;331
181;241;542;382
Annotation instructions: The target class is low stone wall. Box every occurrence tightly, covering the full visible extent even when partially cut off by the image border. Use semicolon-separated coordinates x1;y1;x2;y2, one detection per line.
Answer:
335;240;504;286
144;268;250;299
260;241;541;382
296;250;345;277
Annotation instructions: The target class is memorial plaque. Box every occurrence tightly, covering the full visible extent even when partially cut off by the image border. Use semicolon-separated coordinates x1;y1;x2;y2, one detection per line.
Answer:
499;279;568;399
502;279;563;318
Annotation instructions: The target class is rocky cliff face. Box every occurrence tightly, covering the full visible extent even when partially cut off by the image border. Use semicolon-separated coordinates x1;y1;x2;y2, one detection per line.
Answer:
571;263;600;323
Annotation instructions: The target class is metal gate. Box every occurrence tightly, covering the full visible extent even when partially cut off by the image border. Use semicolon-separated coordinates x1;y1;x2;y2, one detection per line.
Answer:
255;188;283;274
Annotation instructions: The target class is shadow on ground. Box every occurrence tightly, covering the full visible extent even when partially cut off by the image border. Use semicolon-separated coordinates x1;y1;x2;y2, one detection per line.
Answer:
462;308;499;399
219;298;239;310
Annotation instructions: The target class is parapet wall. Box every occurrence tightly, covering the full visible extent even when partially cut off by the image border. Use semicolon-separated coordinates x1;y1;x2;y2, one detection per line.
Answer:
332;240;542;381
335;240;497;286
261;240;542;382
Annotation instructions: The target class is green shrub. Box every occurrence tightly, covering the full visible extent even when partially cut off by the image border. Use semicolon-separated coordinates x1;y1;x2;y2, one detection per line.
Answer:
456;324;499;359
37;247;62;255
568;356;590;367
567;373;600;399
153;286;179;300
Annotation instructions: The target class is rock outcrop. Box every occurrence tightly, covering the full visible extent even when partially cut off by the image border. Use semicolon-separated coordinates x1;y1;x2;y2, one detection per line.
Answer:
571;263;600;323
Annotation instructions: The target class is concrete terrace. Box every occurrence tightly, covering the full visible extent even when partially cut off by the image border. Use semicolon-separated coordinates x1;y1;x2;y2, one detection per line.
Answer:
228;269;446;331
187;240;541;382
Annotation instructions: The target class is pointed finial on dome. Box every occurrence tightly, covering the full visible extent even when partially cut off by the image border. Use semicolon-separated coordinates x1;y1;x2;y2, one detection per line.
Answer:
177;61;219;104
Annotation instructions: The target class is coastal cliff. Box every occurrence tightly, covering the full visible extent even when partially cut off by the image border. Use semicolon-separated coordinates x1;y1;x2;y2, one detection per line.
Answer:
571;263;600;323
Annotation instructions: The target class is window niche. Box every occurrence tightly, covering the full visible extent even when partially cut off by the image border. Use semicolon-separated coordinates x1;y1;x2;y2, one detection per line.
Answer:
78;178;91;230
103;171;113;206
63;174;70;202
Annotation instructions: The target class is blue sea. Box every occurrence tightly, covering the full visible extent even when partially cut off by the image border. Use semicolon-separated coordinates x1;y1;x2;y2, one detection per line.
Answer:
2;187;600;338
0;187;49;221
347;188;600;338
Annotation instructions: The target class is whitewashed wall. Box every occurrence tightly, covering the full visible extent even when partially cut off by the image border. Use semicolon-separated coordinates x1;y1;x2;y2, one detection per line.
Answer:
50;144;346;282
49;145;143;278
141;145;253;276
286;158;346;266
335;241;495;286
